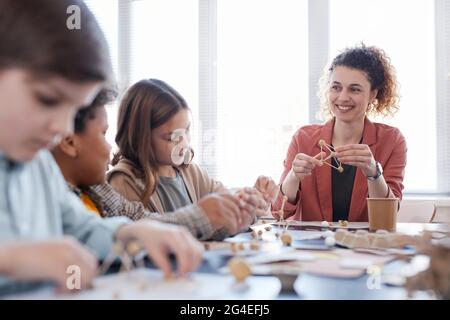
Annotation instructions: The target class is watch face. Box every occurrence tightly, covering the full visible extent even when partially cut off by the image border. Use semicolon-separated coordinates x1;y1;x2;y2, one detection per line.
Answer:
368;162;382;181
377;162;383;175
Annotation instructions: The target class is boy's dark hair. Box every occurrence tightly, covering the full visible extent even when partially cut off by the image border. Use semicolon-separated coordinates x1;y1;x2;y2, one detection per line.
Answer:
0;0;113;83
74;88;117;134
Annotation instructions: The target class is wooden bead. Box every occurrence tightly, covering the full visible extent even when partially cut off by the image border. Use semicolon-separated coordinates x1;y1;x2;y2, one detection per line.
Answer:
323;230;334;238
281;232;292;246
112;292;120;300
137;282;148;291
228;258;251;283
126;241;141;256
325;236;336;247
338;220;348;227
164;273;176;281
321;220;330;228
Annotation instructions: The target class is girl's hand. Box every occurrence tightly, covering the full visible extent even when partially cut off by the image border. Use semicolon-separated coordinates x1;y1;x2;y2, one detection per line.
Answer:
238;187;270;217
198;193;243;235
254;175;278;202
116;221;204;278
335;144;377;177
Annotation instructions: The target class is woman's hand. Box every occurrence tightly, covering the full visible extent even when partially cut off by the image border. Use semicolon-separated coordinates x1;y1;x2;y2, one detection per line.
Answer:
335;144;376;177
290;152;324;180
116;221;204;278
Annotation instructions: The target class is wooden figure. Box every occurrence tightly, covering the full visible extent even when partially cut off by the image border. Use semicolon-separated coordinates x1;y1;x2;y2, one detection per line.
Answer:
273;195;288;223
315;139;344;173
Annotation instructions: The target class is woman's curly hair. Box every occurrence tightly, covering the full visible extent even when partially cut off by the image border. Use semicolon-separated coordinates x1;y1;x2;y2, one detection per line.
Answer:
318;44;400;119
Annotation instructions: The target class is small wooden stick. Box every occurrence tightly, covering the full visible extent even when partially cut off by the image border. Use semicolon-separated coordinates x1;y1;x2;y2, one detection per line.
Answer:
279;195;288;222
321;160;342;171
98;241;123;276
315;139;344;173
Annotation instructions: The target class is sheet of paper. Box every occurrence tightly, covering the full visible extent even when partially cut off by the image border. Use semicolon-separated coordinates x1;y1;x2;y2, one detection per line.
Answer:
218;250;316;272
223;248;393;279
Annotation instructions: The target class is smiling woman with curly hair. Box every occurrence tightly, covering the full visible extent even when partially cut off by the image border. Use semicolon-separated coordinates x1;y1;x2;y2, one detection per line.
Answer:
319;44;400;119
271;44;407;223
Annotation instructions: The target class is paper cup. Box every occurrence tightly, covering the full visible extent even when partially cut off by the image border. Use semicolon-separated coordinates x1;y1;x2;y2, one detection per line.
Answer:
367;198;399;232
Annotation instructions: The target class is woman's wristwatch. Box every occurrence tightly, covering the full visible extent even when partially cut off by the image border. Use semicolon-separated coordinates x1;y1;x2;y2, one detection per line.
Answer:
367;161;383;181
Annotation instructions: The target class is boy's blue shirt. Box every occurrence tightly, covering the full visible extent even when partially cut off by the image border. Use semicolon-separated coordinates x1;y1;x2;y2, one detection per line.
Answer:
0;149;130;293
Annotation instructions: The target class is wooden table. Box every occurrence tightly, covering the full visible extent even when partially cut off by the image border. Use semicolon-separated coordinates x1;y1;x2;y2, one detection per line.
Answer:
203;221;449;299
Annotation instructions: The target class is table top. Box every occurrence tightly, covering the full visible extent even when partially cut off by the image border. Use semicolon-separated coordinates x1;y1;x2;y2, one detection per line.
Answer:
2;221;446;300
201;221;448;300
260;219;450;234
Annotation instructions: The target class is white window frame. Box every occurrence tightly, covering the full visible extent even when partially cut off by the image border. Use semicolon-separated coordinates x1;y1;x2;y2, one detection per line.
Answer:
111;0;450;196
435;0;450;196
